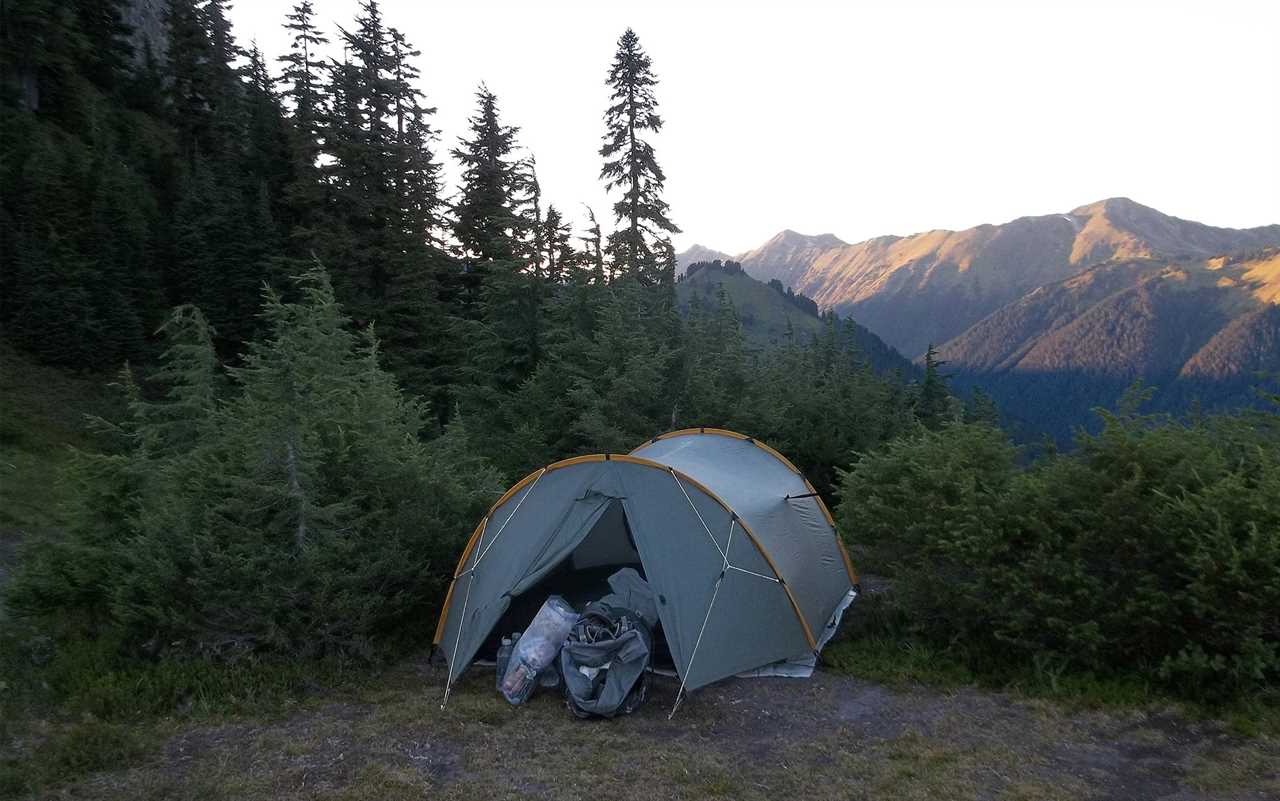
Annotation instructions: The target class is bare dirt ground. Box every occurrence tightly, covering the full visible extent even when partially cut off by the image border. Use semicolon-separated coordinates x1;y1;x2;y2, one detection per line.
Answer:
41;658;1279;801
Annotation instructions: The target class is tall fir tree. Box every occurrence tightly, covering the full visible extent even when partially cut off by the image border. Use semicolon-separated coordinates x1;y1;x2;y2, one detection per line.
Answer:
243;46;293;219
451;84;525;307
277;0;329;249
581;205;606;284
314;6;449;401
916;343;954;430
278;1;328;130
450;86;541;394
541;205;578;284
599;28;680;285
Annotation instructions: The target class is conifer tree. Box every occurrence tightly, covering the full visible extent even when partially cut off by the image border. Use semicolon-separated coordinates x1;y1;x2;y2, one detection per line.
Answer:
581;205;606;284
243;46;293;215
320;0;396;316
278;1;328;129
599;28;680;284
518;156;546;276
308;8;449;399
165;0;212;161
541;205;578;284
166;0;244;162
320;2;446;335
451;85;525;301
964;386;1001;427
277;0;330;249
916;344;954;430
8;269;505;657
386;26;444;247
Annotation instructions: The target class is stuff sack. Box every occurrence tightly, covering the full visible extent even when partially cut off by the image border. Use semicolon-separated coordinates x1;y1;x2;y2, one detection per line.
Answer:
499;595;578;705
560;599;654;718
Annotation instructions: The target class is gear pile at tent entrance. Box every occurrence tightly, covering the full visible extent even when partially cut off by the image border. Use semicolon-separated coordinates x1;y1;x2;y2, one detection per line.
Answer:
434;429;860;719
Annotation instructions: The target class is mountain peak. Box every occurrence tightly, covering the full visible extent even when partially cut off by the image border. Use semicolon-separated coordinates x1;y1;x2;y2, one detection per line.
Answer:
675;243;733;275
769;229;847;248
1070;197;1152;217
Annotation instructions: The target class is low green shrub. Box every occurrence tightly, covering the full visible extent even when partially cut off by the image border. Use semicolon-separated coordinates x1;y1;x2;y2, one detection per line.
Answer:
836;398;1280;702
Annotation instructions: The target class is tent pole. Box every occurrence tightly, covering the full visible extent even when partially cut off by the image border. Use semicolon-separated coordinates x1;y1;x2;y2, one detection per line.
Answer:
441;570;475;710
669;570;724;719
441;469;547;709
668;468;726;559
669;519;735;719
474;468;547;567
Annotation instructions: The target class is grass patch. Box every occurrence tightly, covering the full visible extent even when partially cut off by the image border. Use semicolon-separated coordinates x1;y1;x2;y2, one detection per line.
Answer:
4;657;1275;801
1;630;368;724
0;635;374;799
0;717;159;799
824;636;977;689
1186;740;1280;795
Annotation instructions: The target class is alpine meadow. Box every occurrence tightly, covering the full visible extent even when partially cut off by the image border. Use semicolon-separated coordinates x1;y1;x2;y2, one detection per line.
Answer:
1;1;1278;799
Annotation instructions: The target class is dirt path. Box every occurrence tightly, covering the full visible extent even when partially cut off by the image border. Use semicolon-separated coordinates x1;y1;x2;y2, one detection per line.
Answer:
50;660;1277;801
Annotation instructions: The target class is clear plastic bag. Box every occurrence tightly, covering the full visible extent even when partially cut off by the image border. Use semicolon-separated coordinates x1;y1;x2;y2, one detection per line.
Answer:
499;595;577;705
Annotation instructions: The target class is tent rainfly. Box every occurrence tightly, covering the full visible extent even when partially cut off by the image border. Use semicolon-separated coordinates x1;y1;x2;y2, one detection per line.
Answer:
434;428;860;713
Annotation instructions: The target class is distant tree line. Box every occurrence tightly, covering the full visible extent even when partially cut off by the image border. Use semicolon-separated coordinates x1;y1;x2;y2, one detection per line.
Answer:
766;278;821;317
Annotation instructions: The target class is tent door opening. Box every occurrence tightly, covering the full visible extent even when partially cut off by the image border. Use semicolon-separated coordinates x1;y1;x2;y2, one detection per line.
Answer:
478;498;674;669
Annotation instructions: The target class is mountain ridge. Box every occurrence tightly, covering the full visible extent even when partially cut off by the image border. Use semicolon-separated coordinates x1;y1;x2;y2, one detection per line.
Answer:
680;200;1280;439
722;198;1280;358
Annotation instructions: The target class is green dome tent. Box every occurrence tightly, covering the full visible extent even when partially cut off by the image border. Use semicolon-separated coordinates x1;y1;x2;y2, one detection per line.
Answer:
434;428;859;709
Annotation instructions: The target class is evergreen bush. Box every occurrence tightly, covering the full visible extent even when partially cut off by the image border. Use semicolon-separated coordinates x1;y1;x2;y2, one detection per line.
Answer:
836;403;1280;700
7;268;504;659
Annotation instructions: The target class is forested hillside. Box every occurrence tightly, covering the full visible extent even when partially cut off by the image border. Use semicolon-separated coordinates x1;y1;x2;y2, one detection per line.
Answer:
0;0;948;657
676;259;916;375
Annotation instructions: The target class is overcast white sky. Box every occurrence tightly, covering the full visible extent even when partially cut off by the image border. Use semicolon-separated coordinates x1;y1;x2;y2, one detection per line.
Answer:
229;0;1280;255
